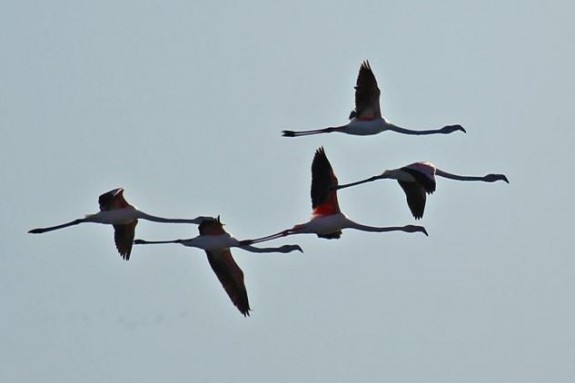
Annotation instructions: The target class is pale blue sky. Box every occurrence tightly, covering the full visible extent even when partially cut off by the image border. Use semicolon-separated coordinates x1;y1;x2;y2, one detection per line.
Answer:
2;1;574;382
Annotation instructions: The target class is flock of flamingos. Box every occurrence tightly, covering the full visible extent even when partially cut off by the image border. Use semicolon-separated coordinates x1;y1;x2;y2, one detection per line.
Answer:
29;61;508;317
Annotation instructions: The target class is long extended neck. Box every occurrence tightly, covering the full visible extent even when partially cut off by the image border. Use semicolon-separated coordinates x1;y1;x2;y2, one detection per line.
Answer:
238;229;294;246
386;123;465;136
435;169;509;182
137;211;213;225
28;218;85;234
282;126;345;137
337;175;382;190
388;126;442;135
134;238;184;245
346;219;428;236
238;244;303;254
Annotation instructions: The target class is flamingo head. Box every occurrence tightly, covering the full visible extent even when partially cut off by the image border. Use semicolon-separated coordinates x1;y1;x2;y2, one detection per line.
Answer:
484;174;509;183
440;124;466;134
404;225;428;236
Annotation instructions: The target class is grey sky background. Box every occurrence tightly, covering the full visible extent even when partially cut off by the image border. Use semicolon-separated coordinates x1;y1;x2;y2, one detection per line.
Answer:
2;0;574;381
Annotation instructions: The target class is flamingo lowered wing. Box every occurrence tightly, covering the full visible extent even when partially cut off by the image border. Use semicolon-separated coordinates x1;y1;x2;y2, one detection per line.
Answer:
114;221;137;260
206;249;251;316
397;181;428;220
397;166;436;219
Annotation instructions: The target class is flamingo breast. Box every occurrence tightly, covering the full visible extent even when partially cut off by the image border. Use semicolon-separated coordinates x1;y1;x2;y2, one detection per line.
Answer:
344;118;386;135
307;213;348;236
185;234;237;251
87;207;139;224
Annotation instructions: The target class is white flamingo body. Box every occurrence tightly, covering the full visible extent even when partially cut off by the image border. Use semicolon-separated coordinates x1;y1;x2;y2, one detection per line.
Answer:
337;118;388;136
282;61;465;138
174;233;238;251
337;162;509;219
83;207;141;225
292;213;349;236
241;147;428;246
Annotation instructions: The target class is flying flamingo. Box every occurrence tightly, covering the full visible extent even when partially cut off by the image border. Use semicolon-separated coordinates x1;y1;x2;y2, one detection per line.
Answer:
336;162;509;219
282;60;466;138
28;188;214;260
134;216;303;317
239;147;428;245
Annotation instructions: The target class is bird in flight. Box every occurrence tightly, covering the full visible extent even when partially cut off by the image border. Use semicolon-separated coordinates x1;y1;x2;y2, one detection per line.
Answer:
337;161;509;219
134;216;303;316
282;60;466;138
240;147;428;245
28;188;214;260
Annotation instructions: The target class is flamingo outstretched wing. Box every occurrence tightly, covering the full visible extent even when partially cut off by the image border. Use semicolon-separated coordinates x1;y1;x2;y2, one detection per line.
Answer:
99;188;131;210
311;147;340;215
350;61;381;120
311;147;342;239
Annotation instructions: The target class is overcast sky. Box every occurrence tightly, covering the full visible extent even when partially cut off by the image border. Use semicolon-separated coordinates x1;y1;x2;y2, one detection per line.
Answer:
2;1;574;382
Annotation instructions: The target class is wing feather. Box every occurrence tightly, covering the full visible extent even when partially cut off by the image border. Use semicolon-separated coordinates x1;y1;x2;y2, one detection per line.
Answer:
311;147;340;214
206;249;251;316
397;181;427;219
99;188;130;211
351;61;381;120
402;165;436;194
113;220;137;260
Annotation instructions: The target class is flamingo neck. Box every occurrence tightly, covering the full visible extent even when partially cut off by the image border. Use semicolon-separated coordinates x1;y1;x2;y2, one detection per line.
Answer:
435;169;486;181
239;244;303;254
384;123;444;135
136;211;209;224
344;219;406;233
336;175;381;190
